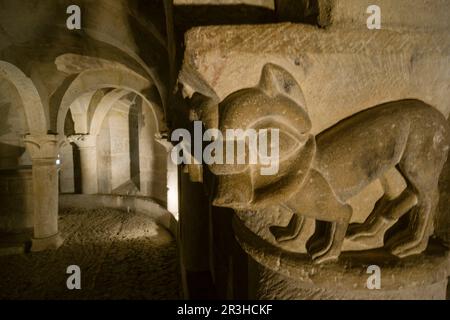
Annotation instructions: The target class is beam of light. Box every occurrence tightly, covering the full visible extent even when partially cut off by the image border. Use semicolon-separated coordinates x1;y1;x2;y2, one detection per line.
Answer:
167;156;179;221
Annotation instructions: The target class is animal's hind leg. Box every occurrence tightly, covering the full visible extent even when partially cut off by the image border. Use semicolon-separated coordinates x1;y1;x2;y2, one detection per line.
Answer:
389;188;438;257
390;120;449;257
346;188;418;244
389;159;443;257
389;125;449;258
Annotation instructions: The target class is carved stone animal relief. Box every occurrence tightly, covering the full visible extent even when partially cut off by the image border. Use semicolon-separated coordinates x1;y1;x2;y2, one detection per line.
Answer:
203;63;450;264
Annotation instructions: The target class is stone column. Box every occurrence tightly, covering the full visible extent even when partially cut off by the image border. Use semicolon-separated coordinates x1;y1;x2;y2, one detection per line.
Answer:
24;134;64;252
68;134;98;195
178;13;450;299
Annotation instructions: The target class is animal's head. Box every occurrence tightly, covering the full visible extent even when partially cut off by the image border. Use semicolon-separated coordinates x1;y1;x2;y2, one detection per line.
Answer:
200;64;316;210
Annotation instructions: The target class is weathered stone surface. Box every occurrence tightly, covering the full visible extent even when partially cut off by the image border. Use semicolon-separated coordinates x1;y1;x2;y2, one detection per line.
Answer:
236;216;449;299
180;24;450;134
179;14;450;299
182;60;450;263
249;258;448;300
317;0;450;31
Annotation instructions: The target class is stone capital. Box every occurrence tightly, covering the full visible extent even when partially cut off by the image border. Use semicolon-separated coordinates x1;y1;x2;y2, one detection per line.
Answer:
24;134;62;161
155;136;173;152
67;134;97;149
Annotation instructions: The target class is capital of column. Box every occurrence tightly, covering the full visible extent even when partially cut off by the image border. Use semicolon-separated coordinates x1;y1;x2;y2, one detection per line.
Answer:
68;134;97;149
24;134;62;161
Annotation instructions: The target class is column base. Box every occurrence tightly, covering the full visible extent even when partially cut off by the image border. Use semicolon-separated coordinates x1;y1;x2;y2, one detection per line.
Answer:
31;233;64;252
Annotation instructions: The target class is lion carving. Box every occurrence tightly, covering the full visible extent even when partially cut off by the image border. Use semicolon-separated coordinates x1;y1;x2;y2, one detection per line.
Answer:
202;63;450;264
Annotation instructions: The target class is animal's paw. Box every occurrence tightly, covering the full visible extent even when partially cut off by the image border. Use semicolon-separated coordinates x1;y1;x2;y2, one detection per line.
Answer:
346;217;393;241
390;238;428;258
346;224;378;241
311;249;339;264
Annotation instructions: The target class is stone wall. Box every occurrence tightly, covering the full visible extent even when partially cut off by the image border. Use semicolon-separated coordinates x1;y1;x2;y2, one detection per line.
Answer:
0;169;33;233
0;71;34;233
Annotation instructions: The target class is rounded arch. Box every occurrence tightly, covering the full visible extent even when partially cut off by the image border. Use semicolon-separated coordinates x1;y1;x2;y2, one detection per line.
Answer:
90;90;163;138
56;67;166;135
80;30;168;113
89;89;130;136
68;90;98;134
0;61;47;134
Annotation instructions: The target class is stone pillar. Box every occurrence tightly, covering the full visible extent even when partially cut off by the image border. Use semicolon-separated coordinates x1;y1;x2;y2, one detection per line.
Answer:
24;134;63;252
68;134;98;195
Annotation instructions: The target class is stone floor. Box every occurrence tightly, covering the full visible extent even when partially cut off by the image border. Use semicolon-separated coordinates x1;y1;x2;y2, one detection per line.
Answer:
0;208;180;300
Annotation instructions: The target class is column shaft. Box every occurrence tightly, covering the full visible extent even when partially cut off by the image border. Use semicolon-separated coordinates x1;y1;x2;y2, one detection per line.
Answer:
79;146;98;194
69;134;98;195
24;134;63;251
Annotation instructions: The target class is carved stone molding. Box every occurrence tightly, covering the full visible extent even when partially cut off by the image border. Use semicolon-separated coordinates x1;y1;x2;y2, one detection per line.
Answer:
183;62;450;264
67;134;97;149
179;21;450;298
23;134;63;162
233;215;450;299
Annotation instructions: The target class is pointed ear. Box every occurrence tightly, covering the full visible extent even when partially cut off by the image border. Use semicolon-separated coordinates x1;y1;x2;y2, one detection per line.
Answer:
258;63;307;112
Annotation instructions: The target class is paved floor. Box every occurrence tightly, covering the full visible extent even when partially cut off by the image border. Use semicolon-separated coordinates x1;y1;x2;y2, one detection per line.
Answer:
0;208;180;300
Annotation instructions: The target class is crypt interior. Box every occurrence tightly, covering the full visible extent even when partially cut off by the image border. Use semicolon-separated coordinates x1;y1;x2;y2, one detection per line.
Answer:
0;0;449;300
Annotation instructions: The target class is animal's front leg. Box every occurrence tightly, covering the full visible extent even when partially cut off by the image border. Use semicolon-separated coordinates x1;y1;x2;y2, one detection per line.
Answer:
311;205;352;264
269;210;304;242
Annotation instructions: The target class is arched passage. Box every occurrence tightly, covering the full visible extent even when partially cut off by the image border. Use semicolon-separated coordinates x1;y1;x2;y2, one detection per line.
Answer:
95;93;167;201
56;67;169;204
56;67;166;135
